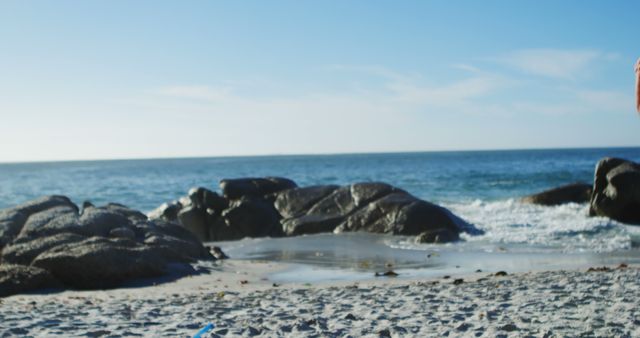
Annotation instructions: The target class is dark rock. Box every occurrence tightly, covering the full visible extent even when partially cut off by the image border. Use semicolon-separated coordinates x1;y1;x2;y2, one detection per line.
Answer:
350;182;401;206
17;205;136;240
188;187;205;208
305;186;358;217
31;237;172;289
0;196;212;296
17;205;78;239
206;215;236;241
0;196;77;249
103;203;147;221
415;229;459;243
177;206;209;242
0;264;62;297
522;182;592;206
335;192;462;239
278;183;404;236
77;207;134;237
148;219;199;241
374;270;399;277
209;246;229;260
204;191;229;214
2;232;86;265
378;328;392;337
500;324;518;332
13;195;78;216
589;157;640;224
221;198;283;239
274;185;340;218
143;234;207;260
495;271;508;276
148;201;183;222
18;212;80;239
587;266;612;272
344;313;357;320
453;278;464;285
189;187;228;213
81;201;94;212
109;227;136;240
282;214;344;236
151;178;479;243
0;210;28;249
220;177;297;200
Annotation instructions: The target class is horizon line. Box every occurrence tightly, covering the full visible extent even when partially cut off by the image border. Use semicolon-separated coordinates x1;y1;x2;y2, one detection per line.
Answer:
1;144;639;165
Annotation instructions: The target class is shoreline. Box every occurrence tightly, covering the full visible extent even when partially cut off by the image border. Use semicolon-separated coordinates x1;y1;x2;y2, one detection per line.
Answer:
1;260;638;337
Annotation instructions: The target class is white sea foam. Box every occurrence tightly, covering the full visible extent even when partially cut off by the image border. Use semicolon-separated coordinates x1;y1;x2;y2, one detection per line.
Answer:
445;199;633;253
388;199;634;254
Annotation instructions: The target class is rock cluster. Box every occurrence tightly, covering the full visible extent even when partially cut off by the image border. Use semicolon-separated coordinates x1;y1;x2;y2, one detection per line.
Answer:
0;196;211;297
521;182;592;206
521;157;640;226
150;177;481;244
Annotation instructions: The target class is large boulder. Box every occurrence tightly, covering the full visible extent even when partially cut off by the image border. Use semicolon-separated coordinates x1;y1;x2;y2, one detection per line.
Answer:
220;177;297;200
143;219;205;248
276;182;474;241
0;197;213;296
17;204;134;240
282;214;344;236
31;237;173;289
17;205;78;239
2;232;86;265
277;183;404;236
0;210;28;249
177;206;209;242
274;185;340;218
522;182;592;206
148;187;230;242
0;196;77;249
188;187;228;213
148;201;183;222
334;192;461;238
589;157;640;224
0;264;62;297
221;198;283;239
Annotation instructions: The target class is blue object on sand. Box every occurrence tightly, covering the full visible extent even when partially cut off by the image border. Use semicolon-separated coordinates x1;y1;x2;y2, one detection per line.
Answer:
193;323;215;338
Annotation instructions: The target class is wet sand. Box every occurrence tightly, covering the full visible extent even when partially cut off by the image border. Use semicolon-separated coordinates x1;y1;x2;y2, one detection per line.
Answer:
1;259;638;337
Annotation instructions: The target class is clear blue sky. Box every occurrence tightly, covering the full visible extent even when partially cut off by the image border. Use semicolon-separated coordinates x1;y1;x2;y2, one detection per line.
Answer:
1;1;638;162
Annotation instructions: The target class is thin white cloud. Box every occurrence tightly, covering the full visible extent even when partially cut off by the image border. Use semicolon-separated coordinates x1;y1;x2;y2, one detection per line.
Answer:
327;64;509;106
324;64;412;83
451;63;485;74
504;88;631;117
156;85;233;102
497;48;607;80
386;75;508;105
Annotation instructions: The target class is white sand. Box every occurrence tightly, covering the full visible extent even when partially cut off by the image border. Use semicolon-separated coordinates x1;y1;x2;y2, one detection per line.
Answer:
1;261;638;337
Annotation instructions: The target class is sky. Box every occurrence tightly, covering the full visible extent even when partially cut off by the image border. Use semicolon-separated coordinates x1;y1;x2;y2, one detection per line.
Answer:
0;0;639;162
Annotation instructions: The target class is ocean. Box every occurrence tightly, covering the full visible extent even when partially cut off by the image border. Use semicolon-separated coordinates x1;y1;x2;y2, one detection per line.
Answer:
2;147;640;280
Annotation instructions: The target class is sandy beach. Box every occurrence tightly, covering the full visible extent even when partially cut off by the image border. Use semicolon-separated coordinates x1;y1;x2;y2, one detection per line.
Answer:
1;260;638;337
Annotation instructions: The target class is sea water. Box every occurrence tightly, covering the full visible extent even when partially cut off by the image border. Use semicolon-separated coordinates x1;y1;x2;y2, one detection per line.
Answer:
2;147;640;278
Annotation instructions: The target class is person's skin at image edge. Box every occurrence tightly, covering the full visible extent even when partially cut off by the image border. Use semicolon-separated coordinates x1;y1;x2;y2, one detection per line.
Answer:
636;58;640;113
